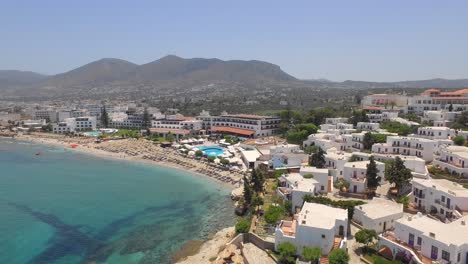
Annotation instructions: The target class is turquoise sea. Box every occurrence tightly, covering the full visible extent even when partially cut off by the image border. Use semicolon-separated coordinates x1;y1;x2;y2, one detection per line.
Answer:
0;138;235;264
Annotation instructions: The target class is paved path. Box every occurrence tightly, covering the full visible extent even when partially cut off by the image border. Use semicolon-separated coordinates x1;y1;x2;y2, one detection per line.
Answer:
242;243;276;264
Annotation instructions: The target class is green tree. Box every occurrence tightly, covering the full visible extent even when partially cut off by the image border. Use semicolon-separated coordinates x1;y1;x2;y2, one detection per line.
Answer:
448;103;453;112
235;218;250;233
350;110;369;126
195;150;203;157
251;169;265;193
355;229;378;252
220;158;230;165
264;205;285;224
207;156;215;163
100;106;109;128
385;157;412;191
302;246;322;264
303;173;314;179
142;107;151;129
41;123;53;132
453;135;465;146
366;156;381;194
243;174;253;205
309;147;326;168
277;242;297;263
363;132;374;150
328;249;349;264
251;195;264;213
166;132;175;142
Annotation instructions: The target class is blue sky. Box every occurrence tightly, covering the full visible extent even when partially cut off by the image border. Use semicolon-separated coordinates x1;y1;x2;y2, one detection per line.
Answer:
1;0;467;81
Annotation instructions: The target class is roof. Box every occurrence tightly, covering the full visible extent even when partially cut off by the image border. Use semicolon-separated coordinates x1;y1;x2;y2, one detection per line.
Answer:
221;114;277;120
412;178;468;197
299;166;329;176
148;128;191;134
298;203;347;229
355;198;403;219
211;126;255;136
345;160;384;170
282;173;319;192
240;149;261;162
396;214;468;245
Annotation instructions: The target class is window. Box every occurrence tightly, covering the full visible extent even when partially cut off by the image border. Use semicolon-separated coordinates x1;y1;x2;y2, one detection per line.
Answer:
441;196;446;202
417;237;422;245
321;234;325;238
442;250;450;261
431;246;438;259
457;253;461;262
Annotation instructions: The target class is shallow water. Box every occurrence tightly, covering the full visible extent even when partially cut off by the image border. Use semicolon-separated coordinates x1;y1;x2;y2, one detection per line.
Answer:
0;138;235;264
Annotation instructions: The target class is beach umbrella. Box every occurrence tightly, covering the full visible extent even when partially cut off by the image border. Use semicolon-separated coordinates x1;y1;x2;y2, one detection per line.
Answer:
214;158;220;164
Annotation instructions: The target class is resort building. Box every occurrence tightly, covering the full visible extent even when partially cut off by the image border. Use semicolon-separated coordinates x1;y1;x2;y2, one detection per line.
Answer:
196;111;281;138
109;112;144;129
371;136;437;162
415;126;456;140
422;110;462;127
299;166;332;194
356;122;380;131
278;173;320;211
151;115;203;132
373;154;429;179
361;94;408;110
57;109;90;122
52;116;96;134
324;149;352;178
379;214;468;264
406;88;468;115
240;148;262;169
433;145;468;177
353;198;404;233
275;202;348;255
366;111;399;123
411;178;468;221
343;160;385;194
325;117;349;125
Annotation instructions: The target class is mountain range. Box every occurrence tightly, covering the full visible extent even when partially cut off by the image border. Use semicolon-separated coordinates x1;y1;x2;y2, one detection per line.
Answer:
1;55;468;98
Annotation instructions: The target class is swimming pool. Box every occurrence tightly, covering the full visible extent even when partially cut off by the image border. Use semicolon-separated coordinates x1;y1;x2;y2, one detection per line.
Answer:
198;146;225;157
83;131;101;137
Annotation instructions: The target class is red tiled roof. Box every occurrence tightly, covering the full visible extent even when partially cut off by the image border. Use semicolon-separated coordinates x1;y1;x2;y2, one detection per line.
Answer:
211;126;255;136
148;128;191;134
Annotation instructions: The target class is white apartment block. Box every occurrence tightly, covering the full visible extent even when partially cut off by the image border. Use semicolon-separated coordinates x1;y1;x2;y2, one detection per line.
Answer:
343;160;385;194
411;178;468;221
406;88;468;115
356;122;380;131
362;94;408;109
372;136;436;162
52;117;96;134
434;146;468;177
275;202;348;255
379;214;468;264
109;112;144;129
299;166;331;194
0;112;20;122
353;198;404;233
278;173;319;211
57;109;90;122
416;126;456;140
325;117;349;125
196;112;281;138
152;118;202;131
33;110;59;122
367;111;399;123
324;149;352;178
372;154;429;179
422;111;461;127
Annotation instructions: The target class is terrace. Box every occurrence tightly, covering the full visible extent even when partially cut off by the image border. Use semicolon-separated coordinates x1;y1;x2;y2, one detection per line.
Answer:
278;219;296;237
379;231;431;264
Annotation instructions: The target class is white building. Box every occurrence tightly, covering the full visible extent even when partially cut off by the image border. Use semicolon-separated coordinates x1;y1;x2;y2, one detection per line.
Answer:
52;117;96;134
299;166;332;194
196;112;281;138
343;160;385;194
356;122;380;131
362;94;408;109
278;172;319;211
434;145;468;177
325;117;349;125
353;198;404;233
373;154;429;179
422;110;461;127
406;88;468;115
324;149;352;178
152;116;202;131
372;136;437;162
415;126;456;141
379;214;468;264
275;202;348;255
411;178;468;221
367;112;399;123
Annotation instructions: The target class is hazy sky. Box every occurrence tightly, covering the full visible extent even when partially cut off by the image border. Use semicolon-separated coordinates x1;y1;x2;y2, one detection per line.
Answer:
1;0;467;81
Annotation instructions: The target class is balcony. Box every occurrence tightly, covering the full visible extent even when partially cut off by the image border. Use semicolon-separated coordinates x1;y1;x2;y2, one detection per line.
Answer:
278;220;296;237
380;232;432;264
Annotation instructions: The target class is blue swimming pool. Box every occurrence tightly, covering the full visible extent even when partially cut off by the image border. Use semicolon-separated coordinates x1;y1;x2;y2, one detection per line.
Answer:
198;146;225;157
83;131;101;137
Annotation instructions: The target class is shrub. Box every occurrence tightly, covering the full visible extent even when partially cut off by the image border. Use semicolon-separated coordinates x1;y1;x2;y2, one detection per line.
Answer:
328;249;349;264
303;173;314;179
264;205;285;224
302;246;321;263
277;242;297;263
453;135;465;146
235;218;250;233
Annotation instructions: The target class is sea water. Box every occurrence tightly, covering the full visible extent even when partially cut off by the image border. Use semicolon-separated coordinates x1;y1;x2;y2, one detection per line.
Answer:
0;138;235;264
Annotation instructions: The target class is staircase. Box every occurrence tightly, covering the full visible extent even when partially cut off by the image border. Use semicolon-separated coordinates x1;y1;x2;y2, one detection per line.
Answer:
332;237;342;250
320;255;328;264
